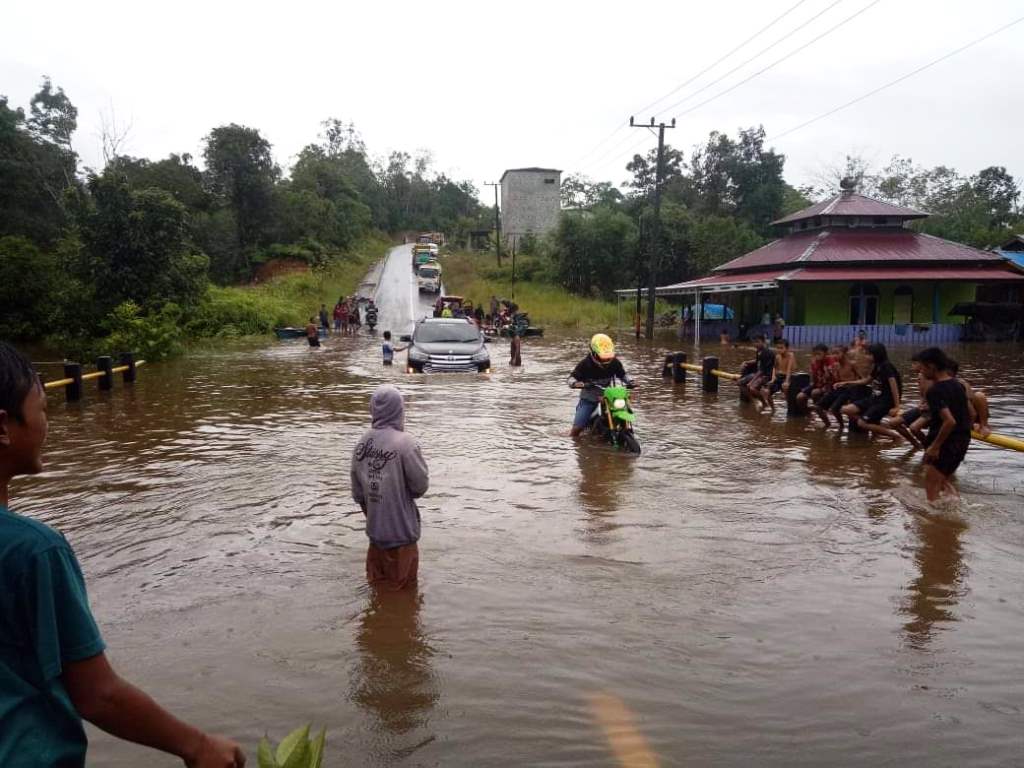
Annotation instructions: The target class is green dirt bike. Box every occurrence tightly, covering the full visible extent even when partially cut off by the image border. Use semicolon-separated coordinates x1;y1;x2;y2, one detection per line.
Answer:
585;382;641;454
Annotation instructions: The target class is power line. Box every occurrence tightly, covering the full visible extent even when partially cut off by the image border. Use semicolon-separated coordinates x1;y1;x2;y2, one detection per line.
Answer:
568;0;814;170
590;0;880;177
671;0;881;121
653;0;846;119
769;14;1024;141
633;0;811;118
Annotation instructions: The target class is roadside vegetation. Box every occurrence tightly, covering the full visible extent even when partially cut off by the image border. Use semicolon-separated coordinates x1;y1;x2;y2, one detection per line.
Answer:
0;78;489;359
442;250;650;330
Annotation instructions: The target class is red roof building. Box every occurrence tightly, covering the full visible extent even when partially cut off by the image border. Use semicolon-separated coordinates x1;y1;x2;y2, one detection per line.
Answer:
620;187;1024;345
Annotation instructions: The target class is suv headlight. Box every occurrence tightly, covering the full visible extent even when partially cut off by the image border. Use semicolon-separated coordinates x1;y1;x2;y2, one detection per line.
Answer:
471;349;490;362
409;348;428;362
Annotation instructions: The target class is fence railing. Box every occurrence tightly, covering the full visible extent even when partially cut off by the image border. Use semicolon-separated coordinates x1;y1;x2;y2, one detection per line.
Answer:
42;353;145;402
661;352;1024;453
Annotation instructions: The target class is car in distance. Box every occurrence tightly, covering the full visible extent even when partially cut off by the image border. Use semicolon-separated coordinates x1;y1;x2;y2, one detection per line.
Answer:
405;318;490;373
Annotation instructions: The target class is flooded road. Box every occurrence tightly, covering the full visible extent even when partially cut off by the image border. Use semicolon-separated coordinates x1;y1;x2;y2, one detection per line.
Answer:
17;244;1024;766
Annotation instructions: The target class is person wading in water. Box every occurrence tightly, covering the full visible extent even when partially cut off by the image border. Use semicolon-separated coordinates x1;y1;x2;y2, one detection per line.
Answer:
351;386;429;590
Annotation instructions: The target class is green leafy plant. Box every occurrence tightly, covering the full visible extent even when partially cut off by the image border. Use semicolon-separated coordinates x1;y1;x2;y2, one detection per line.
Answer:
257;724;326;768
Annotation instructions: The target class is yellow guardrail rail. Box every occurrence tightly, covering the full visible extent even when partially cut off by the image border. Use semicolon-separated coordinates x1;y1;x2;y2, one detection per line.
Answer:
43;360;145;390
972;430;1024;452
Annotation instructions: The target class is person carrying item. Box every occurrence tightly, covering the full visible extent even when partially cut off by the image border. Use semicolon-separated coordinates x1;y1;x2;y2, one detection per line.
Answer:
351;385;429;590
0;342;246;768
567;334;635;438
306;316;321;348
916;347;971;501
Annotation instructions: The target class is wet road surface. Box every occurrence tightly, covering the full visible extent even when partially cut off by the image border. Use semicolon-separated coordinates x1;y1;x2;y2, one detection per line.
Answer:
16;244;1024;766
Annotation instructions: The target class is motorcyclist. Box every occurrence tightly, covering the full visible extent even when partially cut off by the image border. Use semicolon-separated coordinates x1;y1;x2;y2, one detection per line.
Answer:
568;333;635;437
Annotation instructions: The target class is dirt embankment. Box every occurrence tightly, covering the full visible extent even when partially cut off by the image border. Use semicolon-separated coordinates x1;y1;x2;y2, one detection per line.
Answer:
253;259;309;283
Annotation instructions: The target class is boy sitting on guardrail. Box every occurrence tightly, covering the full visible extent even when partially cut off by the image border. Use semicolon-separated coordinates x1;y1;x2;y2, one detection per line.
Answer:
0;342;245;768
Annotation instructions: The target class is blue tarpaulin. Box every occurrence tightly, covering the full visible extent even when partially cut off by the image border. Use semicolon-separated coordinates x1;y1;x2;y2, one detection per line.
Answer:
682;303;735;321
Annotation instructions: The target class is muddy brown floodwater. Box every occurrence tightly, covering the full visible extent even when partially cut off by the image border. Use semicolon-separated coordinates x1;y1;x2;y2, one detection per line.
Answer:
15;246;1024;766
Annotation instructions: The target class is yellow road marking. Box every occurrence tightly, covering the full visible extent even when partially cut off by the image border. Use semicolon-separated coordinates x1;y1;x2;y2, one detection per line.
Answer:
588;692;660;768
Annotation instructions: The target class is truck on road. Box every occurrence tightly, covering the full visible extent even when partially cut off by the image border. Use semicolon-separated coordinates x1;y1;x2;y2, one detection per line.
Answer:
417;262;442;293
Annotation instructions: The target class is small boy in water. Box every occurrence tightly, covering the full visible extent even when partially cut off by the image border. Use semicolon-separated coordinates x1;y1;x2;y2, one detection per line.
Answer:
765;338;796;412
306;316;320;347
382;331;406;366
916;347;972;501
351;385;430;590
0;342;245;767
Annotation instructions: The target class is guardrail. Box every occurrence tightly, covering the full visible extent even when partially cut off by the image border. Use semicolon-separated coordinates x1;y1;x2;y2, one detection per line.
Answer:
661;352;1023;453
42;353;145;402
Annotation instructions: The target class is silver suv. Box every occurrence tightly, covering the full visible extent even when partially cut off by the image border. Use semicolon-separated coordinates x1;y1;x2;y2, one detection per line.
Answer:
405;318;490;373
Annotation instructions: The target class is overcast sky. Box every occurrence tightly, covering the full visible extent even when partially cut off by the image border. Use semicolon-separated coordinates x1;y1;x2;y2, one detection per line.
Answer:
3;0;1022;201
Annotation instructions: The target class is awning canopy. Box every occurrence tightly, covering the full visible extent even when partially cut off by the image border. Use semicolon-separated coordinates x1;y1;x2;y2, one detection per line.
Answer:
614;270;786;297
616;265;1024;297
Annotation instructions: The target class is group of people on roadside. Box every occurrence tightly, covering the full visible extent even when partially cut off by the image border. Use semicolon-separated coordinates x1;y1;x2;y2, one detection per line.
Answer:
737;331;989;501
306;297;378;347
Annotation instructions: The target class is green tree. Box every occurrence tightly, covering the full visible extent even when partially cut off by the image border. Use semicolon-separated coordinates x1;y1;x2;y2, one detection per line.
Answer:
550;208;637;296
0;236;63;339
75;174;209;315
688;126;785;234
202;124;279;279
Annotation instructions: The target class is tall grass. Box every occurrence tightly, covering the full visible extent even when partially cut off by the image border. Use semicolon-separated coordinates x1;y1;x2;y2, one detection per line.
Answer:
440;250;664;330
187;236;389;338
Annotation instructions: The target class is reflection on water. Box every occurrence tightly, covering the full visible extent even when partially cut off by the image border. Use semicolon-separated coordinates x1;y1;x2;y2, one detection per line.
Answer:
17;245;1024;766
901;516;966;650
351;588;437;759
576;443;636;540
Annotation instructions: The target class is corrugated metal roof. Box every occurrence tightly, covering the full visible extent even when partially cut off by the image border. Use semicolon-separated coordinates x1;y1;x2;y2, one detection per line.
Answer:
714;229;1001;272
782;266;1024;282
772;192;927;225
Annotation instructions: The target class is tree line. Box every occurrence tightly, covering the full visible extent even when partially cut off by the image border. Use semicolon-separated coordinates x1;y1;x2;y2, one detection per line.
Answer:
538;127;1022;298
1;77;487;350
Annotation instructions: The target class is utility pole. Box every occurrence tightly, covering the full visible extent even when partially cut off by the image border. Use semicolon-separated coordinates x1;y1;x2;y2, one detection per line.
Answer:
484;181;502;267
630;116;675;339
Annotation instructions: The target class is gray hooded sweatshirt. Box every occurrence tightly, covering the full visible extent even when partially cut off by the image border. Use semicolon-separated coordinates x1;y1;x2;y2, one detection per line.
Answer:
351;385;430;549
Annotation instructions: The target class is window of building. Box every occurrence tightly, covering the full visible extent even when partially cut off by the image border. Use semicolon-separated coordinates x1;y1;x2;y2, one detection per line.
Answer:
849;283;879;325
544;178;556;184
874;216;887;226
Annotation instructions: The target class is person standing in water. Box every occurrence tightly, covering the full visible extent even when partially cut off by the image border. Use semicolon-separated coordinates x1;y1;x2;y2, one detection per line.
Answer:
510;331;523;367
305;316;320;348
381;331;406;367
351;386;430;590
916;347;971;501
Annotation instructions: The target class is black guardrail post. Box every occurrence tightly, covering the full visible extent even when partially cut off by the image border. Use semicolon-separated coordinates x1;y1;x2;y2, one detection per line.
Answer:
702;356;719;394
120;352;137;384
672;352;687;384
786;373;811;416
63;362;83;403
96;356;114;391
661;354;673;378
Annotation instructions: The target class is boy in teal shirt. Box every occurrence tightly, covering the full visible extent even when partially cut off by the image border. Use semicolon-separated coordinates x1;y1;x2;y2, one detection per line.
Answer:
0;342;245;767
